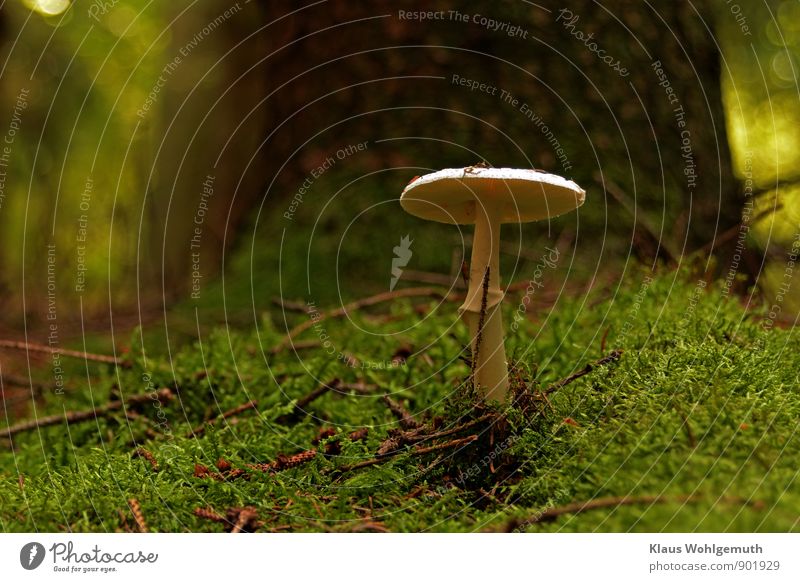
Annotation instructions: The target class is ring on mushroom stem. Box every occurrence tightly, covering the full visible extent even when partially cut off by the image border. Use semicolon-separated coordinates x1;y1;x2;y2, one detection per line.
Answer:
400;167;585;402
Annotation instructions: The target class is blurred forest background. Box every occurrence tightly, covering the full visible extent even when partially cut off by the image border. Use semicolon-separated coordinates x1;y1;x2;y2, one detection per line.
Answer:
0;0;798;409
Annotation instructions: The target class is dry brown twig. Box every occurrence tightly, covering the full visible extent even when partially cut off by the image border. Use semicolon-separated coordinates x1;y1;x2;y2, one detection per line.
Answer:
0;388;173;440
194;507;226;523
187;399;258;438
249;449;318;474
502;495;673;531
230;507;260;533
274;286;454;350
276;379;340;423
339;434;478;473
128;498;148;533
499;493;764;532
382;395;421;430
0;339;127;367
543;350;623;396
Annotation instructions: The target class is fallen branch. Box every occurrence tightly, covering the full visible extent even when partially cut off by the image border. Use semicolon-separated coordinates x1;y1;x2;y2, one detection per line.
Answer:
0;388;173;440
697;204;781;255
249;449;317;473
502;495;682;531
128;498;148;533
230;507;260;533
271;297;308;312
399;269;465;288
275;287;453;350
405;414;497;446
544;350;623;395
0;372;46;391
382;395;421;430
194;507;226;523
187;399;258;438
499;494;764;531
276;379;340;424
0;339;127;367
335;382;378;394
595;175;678;262
339;434;478;473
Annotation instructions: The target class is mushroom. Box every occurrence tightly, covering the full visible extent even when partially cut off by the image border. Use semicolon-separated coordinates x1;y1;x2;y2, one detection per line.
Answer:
400;167;585;402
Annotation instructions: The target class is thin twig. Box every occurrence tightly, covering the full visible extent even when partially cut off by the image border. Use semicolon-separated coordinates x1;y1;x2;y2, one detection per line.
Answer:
194;507;226;523
275;287;453;350
382;395;420;430
460;260;470;287
0;339;127;367
271;297;308;312
600;326;611;356
502;495;684;531
128;498;148;533
543;350;623;395
230;507;259;533
275;379;340;425
399;269;466;288
0;372;46;390
339;434;478;473
673;403;697;449
403;414;497;446
0;388;173;439
335;382;378;394
696;204;782;255
595;174;678;262
187;399;258;438
249;449;317;473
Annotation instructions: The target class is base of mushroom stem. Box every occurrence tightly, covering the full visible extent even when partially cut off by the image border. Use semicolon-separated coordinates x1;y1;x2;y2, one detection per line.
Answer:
462;303;509;402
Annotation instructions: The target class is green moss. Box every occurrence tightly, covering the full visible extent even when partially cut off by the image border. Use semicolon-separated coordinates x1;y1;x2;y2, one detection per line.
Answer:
1;269;798;532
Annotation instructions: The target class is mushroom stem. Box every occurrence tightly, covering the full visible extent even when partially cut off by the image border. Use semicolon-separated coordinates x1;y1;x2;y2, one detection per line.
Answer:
461;200;508;401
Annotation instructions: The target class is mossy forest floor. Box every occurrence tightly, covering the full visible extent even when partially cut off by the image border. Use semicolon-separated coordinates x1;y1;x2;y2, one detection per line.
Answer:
1;268;799;532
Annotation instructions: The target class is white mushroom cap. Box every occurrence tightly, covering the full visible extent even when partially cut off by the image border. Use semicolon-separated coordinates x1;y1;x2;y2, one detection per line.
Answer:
400;167;585;224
